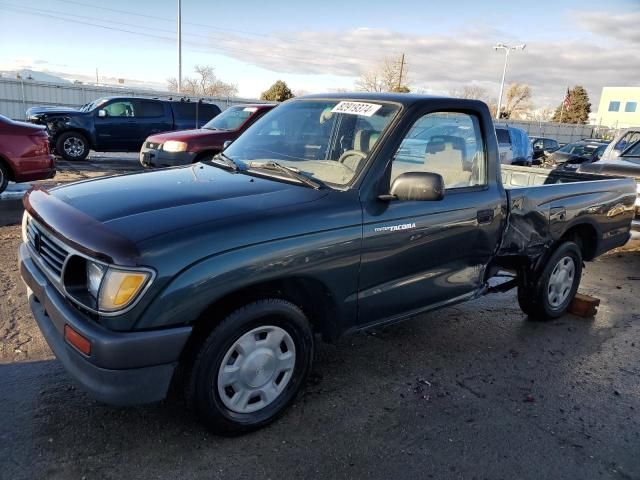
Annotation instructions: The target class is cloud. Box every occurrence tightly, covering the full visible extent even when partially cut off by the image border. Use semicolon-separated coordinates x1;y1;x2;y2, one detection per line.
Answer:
209;11;640;109
576;11;640;44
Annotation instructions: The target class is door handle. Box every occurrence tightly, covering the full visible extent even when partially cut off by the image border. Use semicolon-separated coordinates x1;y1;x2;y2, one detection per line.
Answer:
477;209;494;224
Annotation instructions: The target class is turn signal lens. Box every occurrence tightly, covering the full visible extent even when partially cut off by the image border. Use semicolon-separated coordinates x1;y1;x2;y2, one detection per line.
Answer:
98;270;150;312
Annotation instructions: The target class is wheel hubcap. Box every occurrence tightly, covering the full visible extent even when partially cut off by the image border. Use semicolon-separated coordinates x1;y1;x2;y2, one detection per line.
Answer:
63;137;85;157
217;325;296;414
547;255;576;308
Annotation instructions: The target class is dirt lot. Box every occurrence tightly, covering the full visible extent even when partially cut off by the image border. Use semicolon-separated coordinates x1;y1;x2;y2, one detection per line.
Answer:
1;156;639;479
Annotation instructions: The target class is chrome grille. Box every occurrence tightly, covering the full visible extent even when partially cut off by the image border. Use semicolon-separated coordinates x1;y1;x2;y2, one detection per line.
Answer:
26;220;69;279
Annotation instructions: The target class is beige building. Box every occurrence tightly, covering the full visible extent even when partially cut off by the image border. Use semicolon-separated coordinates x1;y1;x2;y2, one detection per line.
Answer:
595;87;640;129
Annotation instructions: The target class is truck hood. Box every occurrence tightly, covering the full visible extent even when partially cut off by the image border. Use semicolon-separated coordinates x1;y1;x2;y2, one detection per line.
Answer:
26;105;82;117
47;164;327;245
147;128;229;143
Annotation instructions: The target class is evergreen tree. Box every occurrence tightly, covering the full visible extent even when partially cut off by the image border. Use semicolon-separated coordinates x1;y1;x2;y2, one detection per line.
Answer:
260;81;295;102
551;86;591;124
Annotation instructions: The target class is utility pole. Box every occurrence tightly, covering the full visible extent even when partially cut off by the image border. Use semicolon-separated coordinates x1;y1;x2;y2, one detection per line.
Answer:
397;53;405;91
95;68;99;85
177;0;182;93
493;43;526;120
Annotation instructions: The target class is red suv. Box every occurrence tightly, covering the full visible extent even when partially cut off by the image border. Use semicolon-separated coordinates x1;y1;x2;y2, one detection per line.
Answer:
0;114;56;193
140;104;275;168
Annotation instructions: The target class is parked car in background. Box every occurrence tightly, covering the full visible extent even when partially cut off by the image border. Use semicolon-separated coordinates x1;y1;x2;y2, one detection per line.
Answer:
26;97;221;161
496;125;533;166
530;137;559;164
579;139;640;231
548;140;609;170
140;104;275;168
0;114;55;193
19;93;635;434
599;128;640;162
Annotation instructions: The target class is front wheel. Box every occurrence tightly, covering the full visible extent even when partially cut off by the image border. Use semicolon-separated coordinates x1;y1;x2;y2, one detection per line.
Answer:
0;163;8;193
55;131;89;161
518;241;583;320
185;299;314;435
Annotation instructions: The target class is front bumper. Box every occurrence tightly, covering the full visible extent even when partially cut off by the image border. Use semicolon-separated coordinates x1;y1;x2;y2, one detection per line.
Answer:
139;145;196;168
19;242;192;405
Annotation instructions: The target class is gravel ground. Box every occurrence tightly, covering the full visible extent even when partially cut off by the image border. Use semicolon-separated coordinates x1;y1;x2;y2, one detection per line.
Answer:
0;156;639;479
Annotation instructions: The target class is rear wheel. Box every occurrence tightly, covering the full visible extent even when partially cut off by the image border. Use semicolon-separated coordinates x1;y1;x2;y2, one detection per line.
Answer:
517;241;582;320
185;299;314;435
56;132;89;161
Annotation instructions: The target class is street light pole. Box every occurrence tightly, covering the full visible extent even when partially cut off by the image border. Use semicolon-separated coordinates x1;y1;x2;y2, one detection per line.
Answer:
494;43;525;120
177;0;182;93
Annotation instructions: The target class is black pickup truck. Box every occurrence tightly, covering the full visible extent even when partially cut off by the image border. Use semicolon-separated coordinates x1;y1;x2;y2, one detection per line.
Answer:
26;97;221;161
19;93;635;435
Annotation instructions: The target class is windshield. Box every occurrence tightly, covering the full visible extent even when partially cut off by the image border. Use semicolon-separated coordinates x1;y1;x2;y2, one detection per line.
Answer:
558;143;602;157
204;106;256;131
81;97;109;112
223;99;400;187
621;140;640;158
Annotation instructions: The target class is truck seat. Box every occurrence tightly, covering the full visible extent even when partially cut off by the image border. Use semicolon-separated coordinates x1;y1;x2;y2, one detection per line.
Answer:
424;138;472;188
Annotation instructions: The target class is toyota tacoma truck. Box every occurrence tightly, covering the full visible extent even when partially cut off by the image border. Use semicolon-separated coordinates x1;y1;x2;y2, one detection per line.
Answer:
19;93;635;435
26;97;221;161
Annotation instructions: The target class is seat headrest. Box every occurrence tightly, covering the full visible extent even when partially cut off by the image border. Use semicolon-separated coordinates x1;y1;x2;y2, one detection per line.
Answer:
354;130;378;153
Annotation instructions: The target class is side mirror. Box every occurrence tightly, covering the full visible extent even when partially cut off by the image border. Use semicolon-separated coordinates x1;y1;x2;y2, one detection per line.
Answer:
383;172;445;202
223;140;233;150
97;109;107;118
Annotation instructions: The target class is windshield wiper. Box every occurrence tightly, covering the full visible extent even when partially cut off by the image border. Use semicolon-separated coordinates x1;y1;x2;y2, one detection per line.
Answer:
211;152;241;172
251;161;324;189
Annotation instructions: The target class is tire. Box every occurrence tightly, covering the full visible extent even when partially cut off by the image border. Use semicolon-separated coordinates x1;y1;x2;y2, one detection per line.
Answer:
517;241;583;320
185;299;314;435
55;131;89;161
0;163;8;194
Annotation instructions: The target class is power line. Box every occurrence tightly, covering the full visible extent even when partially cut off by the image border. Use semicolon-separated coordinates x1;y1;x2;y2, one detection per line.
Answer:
49;0;418;67
1;3;365;70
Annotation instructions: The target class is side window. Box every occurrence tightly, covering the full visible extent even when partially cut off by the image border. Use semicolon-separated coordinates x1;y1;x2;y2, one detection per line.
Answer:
532;139;544;149
139;101;164;118
616;131;640;151
608;101;620;112
391;111;487;190
103;101;136;117
495;128;511;145
544;139;557;149
200;104;221;120
625;101;637;113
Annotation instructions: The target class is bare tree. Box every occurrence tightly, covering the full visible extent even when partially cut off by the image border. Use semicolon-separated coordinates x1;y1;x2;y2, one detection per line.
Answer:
449;85;489;100
355;57;411;93
167;65;238;98
449;85;498;117
502;83;533;119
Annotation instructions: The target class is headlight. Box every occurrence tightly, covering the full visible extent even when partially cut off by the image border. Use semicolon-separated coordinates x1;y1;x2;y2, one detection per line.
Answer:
162;140;188;152
82;260;152;313
86;261;106;299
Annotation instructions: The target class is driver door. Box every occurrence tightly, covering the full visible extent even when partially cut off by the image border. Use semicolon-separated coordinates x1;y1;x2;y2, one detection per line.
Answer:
358;108;504;326
94;99;140;150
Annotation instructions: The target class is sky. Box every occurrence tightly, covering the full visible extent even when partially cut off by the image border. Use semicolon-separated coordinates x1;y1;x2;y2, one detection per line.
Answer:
1;0;639;111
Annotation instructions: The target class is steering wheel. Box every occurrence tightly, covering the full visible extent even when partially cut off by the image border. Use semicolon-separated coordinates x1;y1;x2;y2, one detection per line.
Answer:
337;150;367;172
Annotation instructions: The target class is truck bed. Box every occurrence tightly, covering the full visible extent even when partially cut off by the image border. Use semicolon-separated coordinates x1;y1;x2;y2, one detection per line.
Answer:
497;165;636;260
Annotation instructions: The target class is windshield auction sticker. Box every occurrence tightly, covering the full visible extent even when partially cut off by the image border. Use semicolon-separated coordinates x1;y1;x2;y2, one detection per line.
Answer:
331;101;382;117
